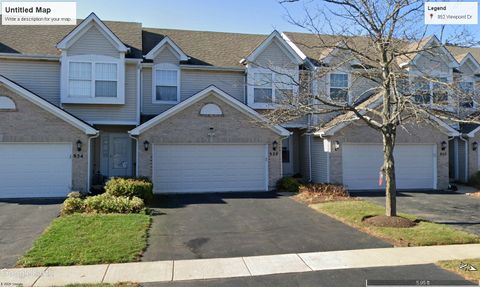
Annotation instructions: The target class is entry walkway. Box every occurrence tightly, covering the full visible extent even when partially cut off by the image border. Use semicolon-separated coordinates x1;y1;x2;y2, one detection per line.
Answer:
1;244;478;286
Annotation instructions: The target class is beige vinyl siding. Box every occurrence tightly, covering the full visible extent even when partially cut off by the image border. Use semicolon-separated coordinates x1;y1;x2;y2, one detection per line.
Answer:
254;39;297;70
311;137;329;183
153;47;179;65
67;25;119;58
64;63;138;124
0;59;61;105
142;67;246;115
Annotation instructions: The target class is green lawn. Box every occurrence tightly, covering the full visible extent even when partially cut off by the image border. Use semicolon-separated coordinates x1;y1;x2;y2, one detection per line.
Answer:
312;200;480;246
18;214;150;267
437;258;480;281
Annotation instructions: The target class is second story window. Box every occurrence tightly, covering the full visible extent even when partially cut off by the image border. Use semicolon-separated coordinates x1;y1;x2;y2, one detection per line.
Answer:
247;68;298;109
329;73;349;102
62;54;125;105
153;63;180;104
459;81;475;108
412;76;450;105
68;62;118;98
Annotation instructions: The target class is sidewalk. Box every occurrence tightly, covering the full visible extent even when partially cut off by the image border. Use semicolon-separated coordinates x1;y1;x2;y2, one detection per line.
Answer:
1;244;479;286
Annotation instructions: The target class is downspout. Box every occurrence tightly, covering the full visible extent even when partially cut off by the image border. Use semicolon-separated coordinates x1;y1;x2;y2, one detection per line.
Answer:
87;132;100;193
136;63;142;125
459;135;469;182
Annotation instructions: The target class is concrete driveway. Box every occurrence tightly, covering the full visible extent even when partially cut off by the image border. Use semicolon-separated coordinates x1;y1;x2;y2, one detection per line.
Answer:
142;192;390;262
0;198;62;267
356;190;480;235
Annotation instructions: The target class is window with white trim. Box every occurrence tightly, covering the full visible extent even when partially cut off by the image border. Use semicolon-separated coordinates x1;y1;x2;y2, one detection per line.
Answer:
459;80;475;108
412;76;450;105
153;63;180;103
61;54;125;104
247;68;297;108
329;73;349;102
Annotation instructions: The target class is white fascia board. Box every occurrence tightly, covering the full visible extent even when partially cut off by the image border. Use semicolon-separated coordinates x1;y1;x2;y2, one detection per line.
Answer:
467;126;480;138
144;37;189;61
411;36;459;68
460;53;480;72
429;116;460;137
129;85;290;137
56;13;128;52
0;75;98;135
245;31;304;65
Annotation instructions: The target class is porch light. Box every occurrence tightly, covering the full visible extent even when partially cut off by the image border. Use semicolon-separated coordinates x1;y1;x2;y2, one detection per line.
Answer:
76;140;82;152
334;141;340;151
441;141;447;151
143;140;150;151
272;140;278;151
473;141;478;151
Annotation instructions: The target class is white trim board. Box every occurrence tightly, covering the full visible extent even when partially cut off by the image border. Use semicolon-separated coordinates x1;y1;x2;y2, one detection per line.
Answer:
129;85;291;137
0;75;98;135
145;37;189;61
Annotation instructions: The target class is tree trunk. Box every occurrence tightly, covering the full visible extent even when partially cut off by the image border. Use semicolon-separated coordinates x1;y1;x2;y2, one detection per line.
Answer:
382;128;397;217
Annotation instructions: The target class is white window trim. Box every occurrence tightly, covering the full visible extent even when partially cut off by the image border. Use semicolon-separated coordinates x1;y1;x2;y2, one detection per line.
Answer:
61;54;125;104
459;76;476;109
327;72;351;104
408;70;453;108
152;63;181;104
246;67;298;109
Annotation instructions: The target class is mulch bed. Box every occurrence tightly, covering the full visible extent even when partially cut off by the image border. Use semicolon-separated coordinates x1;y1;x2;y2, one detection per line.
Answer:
468;191;480;198
293;184;351;204
362;215;417;228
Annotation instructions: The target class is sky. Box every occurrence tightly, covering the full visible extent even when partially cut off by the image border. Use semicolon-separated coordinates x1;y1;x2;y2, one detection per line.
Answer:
73;0;306;34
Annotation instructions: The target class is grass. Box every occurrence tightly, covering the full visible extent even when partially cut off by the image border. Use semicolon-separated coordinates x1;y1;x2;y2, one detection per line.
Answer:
17;214;151;267
437;258;480;281
312;200;480;246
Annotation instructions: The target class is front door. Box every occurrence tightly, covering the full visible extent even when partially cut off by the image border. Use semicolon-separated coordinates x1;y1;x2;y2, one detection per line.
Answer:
106;133;132;177
282;137;293;176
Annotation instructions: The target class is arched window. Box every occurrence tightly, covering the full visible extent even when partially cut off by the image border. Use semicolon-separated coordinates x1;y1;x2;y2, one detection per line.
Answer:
200;103;223;116
0;96;16;110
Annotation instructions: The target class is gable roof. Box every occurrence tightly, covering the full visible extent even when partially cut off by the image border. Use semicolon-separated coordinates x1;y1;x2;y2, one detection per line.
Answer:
57;13;129;53
0;75;98;135
0;15;143;58
129;85;290;137
142;28;267;67
144;36;189;61
241;30;304;65
314;94;460;137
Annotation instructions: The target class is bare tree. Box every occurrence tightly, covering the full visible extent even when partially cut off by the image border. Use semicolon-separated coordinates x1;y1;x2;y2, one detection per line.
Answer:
257;0;478;217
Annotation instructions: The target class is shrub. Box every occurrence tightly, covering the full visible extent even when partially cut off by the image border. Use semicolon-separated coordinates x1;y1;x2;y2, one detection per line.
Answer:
276;176;300;193
61;197;85;215
84;194;145;214
105;177;154;202
296;183;349;204
67;191;82;198
469;171;480;189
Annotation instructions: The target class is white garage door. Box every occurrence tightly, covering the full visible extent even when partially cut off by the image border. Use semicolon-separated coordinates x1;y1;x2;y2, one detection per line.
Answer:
153;144;268;193
0;143;72;198
342;144;436;190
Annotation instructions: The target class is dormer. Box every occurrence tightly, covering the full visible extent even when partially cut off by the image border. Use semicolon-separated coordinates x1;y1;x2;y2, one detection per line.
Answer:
146;37;189;104
57;13;128;105
242;31;305;109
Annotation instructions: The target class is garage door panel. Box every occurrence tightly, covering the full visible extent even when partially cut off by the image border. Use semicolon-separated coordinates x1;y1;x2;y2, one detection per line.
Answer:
342;144;435;190
153;144;267;193
0;143;72;198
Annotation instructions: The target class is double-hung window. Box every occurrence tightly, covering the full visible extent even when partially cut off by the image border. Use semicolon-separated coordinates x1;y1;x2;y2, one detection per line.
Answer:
248;68;297;108
63;54;123;104
329;73;349;102
459;81;475;108
412;76;450;105
153;64;180;103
